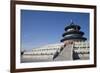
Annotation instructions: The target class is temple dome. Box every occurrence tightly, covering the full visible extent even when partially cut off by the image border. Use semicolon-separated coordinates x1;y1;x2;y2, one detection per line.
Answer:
61;21;87;42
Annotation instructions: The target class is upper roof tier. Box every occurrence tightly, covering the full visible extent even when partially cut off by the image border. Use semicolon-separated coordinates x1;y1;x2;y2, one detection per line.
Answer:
65;22;81;31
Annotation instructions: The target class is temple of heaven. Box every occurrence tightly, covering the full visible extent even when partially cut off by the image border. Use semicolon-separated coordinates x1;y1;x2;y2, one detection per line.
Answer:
61;21;87;42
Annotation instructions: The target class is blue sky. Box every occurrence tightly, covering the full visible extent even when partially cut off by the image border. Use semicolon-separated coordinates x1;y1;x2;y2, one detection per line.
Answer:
21;10;89;51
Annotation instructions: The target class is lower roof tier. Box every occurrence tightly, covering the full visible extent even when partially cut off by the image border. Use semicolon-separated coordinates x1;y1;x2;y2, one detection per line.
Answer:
61;36;87;42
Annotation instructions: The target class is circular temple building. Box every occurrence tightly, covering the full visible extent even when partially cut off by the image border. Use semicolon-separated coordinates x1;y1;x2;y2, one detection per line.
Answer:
61;21;87;42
